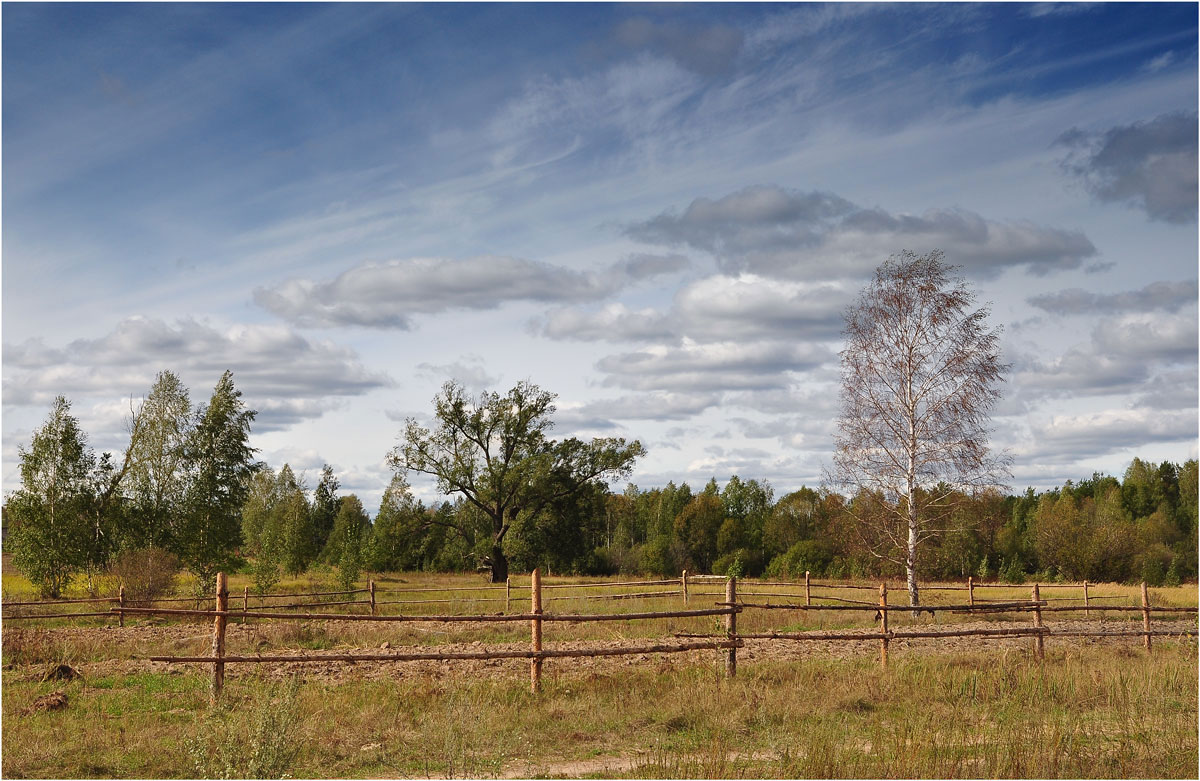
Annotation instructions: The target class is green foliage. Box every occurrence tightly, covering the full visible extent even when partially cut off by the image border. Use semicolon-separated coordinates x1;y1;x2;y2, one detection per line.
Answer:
123;370;191;551
7;397;97;598
766;539;835;579
177;371;258;592
308;464;340;559
328;495;368;590
389;380;644;581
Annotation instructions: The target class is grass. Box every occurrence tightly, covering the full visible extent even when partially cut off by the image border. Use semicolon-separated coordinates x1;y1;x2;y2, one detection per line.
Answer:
2;569;1197;778
2;645;1196;778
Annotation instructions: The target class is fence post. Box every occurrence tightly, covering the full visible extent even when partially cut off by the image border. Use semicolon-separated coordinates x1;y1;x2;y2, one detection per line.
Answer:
682;570;689;603
967;576;974;608
118;585;125;628
805;571;811;606
243;586;249;624
369;580;376;616
506;577;511;613
211;572;228;704
725;576;737;678
1141;581;1152;653
1031;583;1044;661
1083;580;1089;618
531;569;543;693
879;582;889;669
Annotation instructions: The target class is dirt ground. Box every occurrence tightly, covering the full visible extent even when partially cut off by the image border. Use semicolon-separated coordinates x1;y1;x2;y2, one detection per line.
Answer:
14;617;1196;687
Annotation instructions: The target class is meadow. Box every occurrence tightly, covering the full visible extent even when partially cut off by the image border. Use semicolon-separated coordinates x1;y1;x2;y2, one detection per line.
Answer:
2;567;1197;779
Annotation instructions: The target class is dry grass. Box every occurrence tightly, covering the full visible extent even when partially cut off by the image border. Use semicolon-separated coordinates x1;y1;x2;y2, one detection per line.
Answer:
2;570;1197;778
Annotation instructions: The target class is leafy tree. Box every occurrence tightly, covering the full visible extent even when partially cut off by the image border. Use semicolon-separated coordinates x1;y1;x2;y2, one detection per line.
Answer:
309;465;340;558
368;474;425;571
829;250;1010;607
7;397;97;597
124;370;192;550
328;495;369;590
241;467;283;593
389;380;644;581
177;371;258;591
673;493;724;573
273;465;312;575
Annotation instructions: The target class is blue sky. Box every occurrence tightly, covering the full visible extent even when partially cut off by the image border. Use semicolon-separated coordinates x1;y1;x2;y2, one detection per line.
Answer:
4;2;1197;511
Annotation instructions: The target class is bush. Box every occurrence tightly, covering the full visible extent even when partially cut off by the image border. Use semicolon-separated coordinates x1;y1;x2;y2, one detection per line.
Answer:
712;548;765;578
109;547;180;600
765;539;833;579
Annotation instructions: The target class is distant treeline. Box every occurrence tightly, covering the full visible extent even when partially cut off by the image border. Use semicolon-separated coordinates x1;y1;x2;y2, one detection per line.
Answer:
340;458;1196;586
4;373;1196;598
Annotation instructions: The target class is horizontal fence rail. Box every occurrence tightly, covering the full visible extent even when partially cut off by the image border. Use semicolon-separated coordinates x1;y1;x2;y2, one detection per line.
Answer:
6;572;1196;707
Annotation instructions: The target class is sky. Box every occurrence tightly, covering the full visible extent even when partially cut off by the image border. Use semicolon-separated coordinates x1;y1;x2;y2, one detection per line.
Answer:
3;2;1197;513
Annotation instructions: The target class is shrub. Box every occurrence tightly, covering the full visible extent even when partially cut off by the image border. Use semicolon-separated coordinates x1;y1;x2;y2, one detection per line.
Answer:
765;539;834;579
109;547;180;600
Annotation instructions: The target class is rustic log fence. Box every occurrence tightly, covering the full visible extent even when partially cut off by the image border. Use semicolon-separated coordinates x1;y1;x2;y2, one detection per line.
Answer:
5;572;1196;704
116;569;742;701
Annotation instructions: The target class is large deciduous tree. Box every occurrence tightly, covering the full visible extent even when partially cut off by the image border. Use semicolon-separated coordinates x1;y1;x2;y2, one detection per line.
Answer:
389;380;645;581
829;250;1010;607
124;370;192;550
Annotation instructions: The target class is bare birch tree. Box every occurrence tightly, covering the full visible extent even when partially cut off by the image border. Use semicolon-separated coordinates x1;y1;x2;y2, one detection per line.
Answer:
829;250;1010;607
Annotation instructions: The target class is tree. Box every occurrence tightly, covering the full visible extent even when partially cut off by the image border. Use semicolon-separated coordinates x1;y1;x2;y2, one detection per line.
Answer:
177;371;258;590
389;380;644;581
366;474;425;572
124;370;192;550
7;397;97;597
328;495;369;590
829;250;1010;607
309;465;340;558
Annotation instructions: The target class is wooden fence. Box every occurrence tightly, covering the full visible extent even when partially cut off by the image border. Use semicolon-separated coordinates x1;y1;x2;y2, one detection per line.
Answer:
90;573;1199;703
6;572;1196;705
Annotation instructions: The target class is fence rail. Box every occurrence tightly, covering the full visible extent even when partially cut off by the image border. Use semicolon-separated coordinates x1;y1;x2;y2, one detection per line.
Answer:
5;572;1196;706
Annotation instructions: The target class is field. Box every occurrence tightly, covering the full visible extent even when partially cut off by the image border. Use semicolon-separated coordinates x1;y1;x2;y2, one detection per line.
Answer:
2;568;1198;779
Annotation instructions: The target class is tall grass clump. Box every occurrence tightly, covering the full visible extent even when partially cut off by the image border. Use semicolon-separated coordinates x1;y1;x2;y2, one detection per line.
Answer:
186;676;304;779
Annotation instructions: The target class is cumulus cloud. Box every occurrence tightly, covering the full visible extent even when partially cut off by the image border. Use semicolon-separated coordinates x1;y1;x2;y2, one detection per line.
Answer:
1013;309;1198;399
535;274;849;343
415;356;499;392
1028;280;1198;314
2;316;390;431
256;254;685;329
597;340;831;393
1057;112;1198;224
577;392;722;421
625;185;1096;279
1030;407;1198;459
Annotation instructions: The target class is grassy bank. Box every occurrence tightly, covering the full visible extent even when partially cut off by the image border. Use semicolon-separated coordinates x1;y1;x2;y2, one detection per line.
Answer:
3;642;1196;778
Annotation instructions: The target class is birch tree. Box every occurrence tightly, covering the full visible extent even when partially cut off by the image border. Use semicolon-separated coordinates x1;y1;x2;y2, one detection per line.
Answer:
829;250;1010;607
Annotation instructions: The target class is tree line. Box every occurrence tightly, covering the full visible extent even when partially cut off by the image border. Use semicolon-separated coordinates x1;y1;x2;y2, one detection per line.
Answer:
5;373;1195;598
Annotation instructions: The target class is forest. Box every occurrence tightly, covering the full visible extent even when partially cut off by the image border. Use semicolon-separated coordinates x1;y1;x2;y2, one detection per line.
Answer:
4;368;1196;598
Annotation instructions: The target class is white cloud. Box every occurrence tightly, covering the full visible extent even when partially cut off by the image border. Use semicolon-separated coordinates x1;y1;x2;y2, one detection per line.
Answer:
256;254;688;329
597;340;831;393
2;317;390;432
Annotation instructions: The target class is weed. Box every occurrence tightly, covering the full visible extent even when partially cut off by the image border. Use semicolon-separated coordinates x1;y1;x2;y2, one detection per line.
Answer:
186;676;304;779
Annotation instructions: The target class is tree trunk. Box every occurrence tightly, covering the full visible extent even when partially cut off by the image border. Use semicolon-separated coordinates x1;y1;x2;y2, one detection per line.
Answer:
490;544;508;583
907;478;921;612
